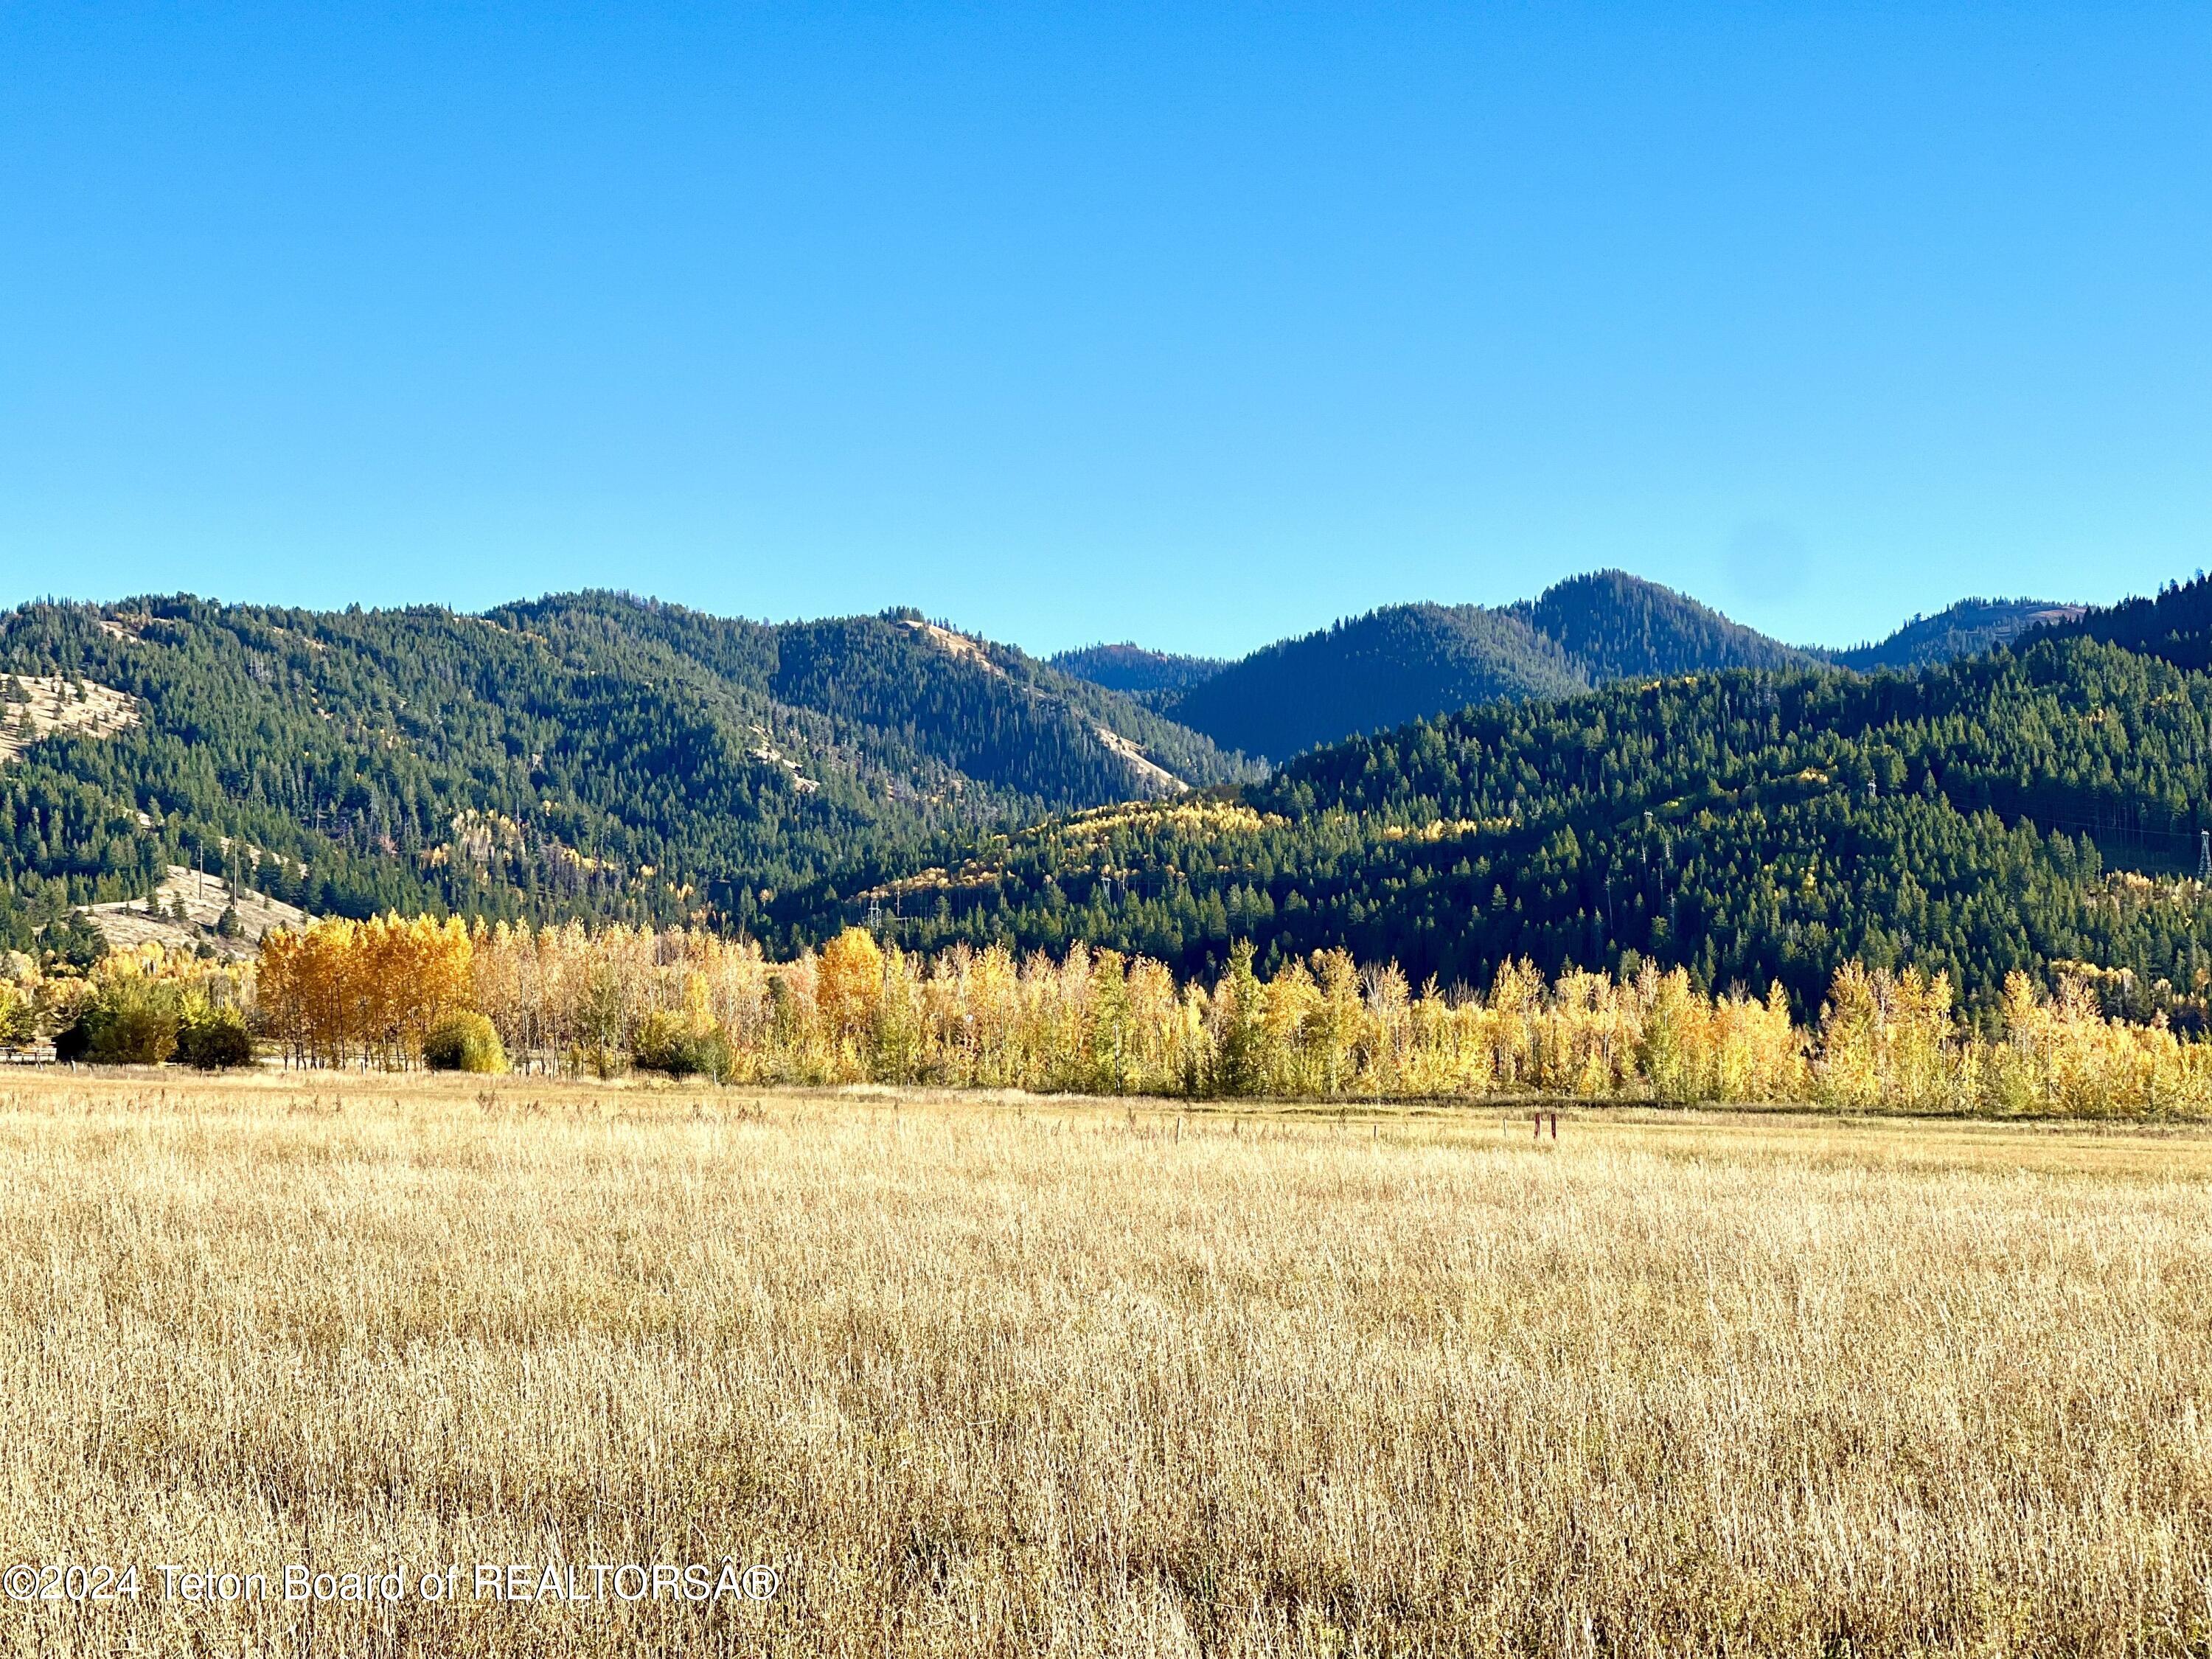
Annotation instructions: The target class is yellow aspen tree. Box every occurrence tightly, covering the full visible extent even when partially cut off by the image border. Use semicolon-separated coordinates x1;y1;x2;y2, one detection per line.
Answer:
815;927;883;1048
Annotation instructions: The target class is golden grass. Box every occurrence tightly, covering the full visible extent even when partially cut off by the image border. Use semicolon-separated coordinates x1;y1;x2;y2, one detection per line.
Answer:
3;1073;2211;1655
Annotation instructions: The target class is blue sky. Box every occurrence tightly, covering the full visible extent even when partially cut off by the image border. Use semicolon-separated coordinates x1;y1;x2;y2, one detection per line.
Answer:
4;4;2206;658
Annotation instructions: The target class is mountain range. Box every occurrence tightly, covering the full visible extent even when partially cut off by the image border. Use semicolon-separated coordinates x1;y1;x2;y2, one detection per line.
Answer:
853;585;2212;1020
1052;576;2073;759
0;592;1253;953
0;569;2118;987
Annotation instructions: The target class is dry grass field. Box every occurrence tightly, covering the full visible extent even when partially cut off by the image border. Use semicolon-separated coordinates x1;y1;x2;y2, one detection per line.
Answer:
2;1074;2211;1656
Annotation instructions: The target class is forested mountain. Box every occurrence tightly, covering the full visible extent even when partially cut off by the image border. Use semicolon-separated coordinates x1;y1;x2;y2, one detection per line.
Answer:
1048;643;1225;699
1158;604;1587;762
1504;570;1820;681
1156;572;1814;760
0;592;1253;954
838;635;2212;1026
2032;573;2212;671
6;572;2190;1008
1837;598;2081;671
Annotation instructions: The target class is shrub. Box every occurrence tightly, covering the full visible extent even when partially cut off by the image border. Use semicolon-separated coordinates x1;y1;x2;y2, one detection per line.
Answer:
686;1029;734;1084
566;1042;628;1080
422;1012;507;1074
632;1011;731;1082
175;1001;254;1070
632;1010;696;1077
59;976;181;1065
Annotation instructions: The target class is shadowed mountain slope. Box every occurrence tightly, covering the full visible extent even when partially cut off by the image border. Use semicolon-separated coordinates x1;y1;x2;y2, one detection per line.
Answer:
1506;569;1820;681
2028;574;2212;672
1157;572;1815;760
1158;603;1587;762
1839;598;2084;671
1048;643;1226;698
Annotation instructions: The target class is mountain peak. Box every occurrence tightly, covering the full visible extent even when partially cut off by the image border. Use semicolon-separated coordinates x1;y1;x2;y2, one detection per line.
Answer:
1152;572;1812;762
1048;642;1227;695
1508;571;1821;682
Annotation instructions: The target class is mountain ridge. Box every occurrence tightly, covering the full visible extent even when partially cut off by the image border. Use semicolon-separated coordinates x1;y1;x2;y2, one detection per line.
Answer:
2028;573;2212;670
838;630;2212;1024
1836;598;2084;671
1046;643;1226;699
1052;575;2087;759
0;571;2111;979
0;591;1256;956
1146;571;1823;760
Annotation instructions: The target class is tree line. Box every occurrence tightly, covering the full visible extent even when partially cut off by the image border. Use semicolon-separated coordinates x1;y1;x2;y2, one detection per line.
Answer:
6;916;2209;1116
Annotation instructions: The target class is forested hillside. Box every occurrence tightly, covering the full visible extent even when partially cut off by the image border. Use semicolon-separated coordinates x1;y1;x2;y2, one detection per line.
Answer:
1074;574;2079;764
1504;569;1819;681
2034;572;2212;671
0;592;1253;954
841;636;2212;1024
1158;603;1587;761
4;574;2189;1009
1156;572;1818;760
1838;598;2081;670
1047;643;1225;699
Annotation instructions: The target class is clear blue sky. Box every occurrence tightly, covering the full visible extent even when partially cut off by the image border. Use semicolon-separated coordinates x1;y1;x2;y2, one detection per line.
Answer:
4;4;2206;658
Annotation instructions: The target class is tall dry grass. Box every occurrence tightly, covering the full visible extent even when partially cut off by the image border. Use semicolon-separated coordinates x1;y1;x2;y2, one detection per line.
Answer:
1;1074;2210;1655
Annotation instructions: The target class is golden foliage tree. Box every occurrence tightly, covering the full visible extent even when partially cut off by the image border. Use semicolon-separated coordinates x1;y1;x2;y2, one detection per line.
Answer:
246;914;2212;1115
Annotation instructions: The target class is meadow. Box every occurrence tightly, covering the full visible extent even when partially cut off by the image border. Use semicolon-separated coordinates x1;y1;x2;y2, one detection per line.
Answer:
1;1072;2210;1655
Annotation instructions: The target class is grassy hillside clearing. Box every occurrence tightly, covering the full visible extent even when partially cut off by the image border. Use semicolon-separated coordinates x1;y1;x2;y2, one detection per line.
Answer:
0;673;138;762
80;862;307;959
